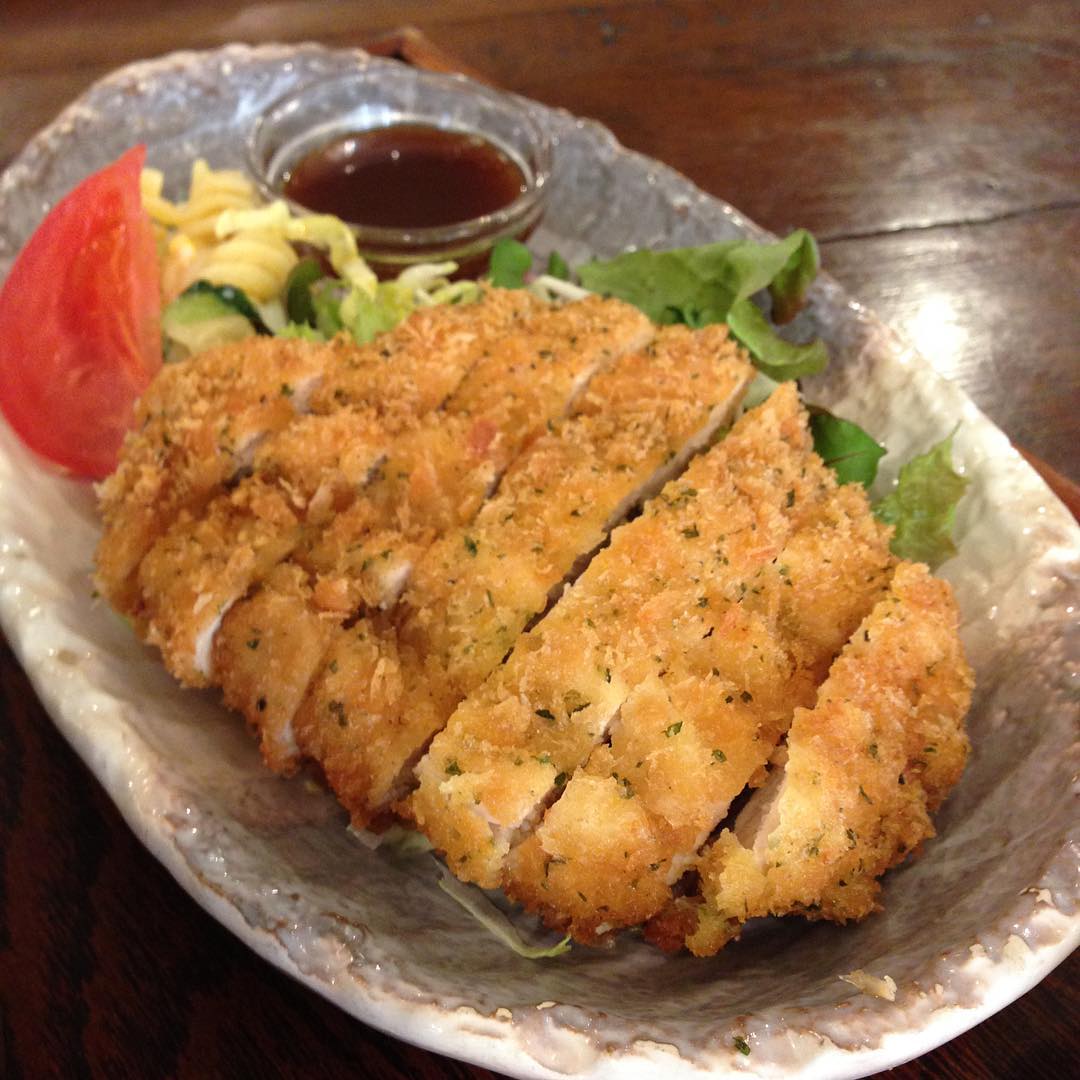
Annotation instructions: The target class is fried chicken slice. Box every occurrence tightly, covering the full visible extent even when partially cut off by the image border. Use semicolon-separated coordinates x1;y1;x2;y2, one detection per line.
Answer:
306;286;544;416
95;336;333;612
134;479;303;684
503;433;895;941
409;383;827;889
117;291;540;686
213;562;337;773
96;289;535;617
646;561;972;956
215;295;653;771
289;327;753;824
304;294;655;611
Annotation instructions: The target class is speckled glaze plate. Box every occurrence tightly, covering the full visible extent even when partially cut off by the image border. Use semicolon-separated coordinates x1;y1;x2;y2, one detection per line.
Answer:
0;45;1076;1080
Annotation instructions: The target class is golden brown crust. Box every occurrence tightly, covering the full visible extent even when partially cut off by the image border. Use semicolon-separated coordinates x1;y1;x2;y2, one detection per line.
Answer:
501;397;895;941
97;295;973;955
411;385;813;888
665;561;973;957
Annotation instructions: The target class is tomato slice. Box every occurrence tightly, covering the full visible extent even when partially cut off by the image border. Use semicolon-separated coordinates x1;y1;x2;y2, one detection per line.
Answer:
0;145;162;479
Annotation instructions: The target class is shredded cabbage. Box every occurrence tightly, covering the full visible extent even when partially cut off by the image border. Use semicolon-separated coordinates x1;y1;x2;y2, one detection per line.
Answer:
436;865;572;959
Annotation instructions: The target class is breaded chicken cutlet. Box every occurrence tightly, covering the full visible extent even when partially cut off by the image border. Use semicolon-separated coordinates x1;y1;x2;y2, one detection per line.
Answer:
96;290;972;955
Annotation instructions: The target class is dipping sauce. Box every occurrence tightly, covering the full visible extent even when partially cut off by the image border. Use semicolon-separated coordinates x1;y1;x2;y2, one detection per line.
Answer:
283;124;527;229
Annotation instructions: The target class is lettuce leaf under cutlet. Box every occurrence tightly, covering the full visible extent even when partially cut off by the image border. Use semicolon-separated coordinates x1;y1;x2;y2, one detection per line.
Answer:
575;230;824;379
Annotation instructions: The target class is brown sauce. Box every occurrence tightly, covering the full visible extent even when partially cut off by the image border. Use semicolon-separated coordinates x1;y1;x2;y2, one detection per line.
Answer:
283;124;526;229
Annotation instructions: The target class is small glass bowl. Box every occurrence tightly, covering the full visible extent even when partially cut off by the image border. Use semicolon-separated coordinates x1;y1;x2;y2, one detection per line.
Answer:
247;63;552;278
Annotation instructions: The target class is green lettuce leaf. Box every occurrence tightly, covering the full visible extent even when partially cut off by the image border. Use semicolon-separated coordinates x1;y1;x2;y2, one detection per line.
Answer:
575;230;818;325
277;321;326;342
726;299;828;381
310;279;346;338
575;230;825;379
545;250;571;280
768;231;820;324
873;431;968;567
810;410;887;488
488;237;533;288
349;293;399;344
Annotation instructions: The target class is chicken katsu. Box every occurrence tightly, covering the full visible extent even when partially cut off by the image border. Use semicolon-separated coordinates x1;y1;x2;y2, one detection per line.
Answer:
95;289;972;954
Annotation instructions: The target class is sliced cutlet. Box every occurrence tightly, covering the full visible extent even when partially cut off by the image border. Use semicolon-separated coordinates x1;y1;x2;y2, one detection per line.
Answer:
135;478;303;685
95;336;334;613
97;289;534;619
289;326;754;826
249;409;390;527
307;287;543;417
403;325;754;701
647;561;972;957
214;295;649;772
505;478;894;943
133;407;390;689
409;383;825;889
306;294;655;611
127;292;533;687
214;562;337;773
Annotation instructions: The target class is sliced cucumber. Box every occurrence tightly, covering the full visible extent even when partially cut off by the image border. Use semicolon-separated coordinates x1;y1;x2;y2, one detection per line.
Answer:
162;280;271;362
176;280;273;334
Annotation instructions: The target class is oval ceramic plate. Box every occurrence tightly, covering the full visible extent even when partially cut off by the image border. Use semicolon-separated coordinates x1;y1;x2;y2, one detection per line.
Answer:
0;45;1076;1080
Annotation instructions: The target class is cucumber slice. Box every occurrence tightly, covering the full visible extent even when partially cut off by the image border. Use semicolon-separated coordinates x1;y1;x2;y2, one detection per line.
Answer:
169;280;272;334
162;280;274;361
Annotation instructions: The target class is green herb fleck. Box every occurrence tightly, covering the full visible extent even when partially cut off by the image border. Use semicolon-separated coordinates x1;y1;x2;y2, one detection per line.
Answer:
665;721;683;737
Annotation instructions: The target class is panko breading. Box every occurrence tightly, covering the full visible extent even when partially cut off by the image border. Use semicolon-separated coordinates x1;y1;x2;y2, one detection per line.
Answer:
96;293;973;956
96;289;538;618
214;562;336;773
303;293;655;610
135;478;302;684
95;336;331;611
210;295;654;771
288;327;753;825
646;561;972;956
505;479;894;942
410;383;831;888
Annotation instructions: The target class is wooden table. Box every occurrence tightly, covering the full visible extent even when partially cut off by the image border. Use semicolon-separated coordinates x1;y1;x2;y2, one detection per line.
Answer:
1;3;1076;1077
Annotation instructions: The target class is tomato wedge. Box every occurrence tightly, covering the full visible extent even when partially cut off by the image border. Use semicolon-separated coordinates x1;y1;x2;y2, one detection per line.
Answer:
0;145;162;479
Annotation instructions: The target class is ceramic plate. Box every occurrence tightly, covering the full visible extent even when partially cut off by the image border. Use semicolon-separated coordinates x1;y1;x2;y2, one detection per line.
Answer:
0;44;1076;1080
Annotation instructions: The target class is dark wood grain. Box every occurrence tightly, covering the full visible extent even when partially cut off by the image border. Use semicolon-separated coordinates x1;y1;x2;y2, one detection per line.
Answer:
0;3;1076;1078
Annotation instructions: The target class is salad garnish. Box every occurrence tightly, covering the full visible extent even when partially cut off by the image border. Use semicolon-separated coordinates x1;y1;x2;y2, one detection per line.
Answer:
810;409;887;488
874;430;969;567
